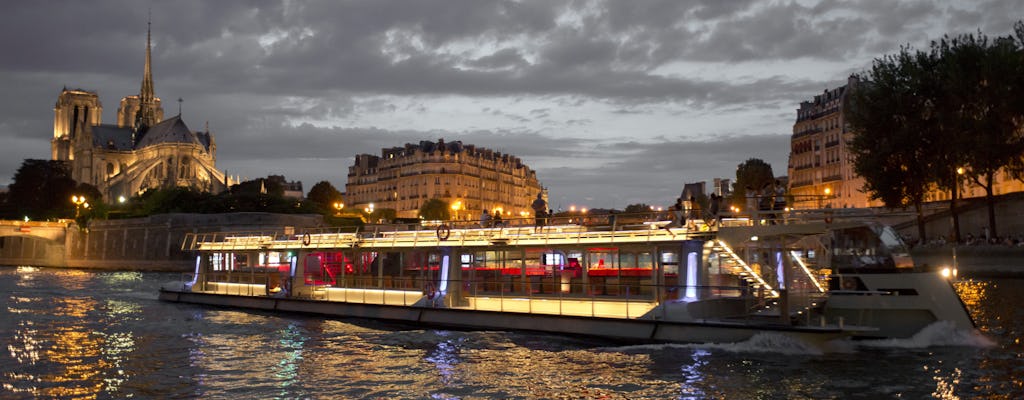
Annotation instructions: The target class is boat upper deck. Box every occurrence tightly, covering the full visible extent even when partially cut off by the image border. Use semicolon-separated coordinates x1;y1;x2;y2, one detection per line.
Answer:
183;222;719;252
181;208;885;253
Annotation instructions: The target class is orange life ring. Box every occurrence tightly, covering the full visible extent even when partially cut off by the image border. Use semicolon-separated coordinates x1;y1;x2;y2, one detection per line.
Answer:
841;277;857;290
437;224;451;241
301;233;311;246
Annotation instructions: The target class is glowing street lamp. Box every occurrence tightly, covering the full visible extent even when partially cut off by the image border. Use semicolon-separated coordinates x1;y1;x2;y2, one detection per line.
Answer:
450;200;462;221
71;195;89;218
333;201;345;215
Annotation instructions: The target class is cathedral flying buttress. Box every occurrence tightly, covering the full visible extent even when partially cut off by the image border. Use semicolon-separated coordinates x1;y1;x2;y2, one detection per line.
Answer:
51;20;235;202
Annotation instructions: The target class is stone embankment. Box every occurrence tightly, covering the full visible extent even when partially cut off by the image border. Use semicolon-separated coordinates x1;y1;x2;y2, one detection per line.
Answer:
0;213;325;271
912;245;1024;278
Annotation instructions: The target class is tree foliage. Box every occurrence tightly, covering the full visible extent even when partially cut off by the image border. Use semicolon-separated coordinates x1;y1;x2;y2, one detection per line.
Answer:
731;158;775;207
847;48;937;240
419;198;451;221
305;180;343;213
623;203;652;214
847;23;1024;239
4;160;78;220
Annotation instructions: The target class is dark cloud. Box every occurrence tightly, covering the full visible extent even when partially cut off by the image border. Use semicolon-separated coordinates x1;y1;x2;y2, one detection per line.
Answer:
0;0;1015;207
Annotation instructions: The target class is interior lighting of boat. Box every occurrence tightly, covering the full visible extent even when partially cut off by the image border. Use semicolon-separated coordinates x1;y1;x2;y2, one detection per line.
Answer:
789;250;825;293
188;255;200;288
714;240;778;297
940;266;958;279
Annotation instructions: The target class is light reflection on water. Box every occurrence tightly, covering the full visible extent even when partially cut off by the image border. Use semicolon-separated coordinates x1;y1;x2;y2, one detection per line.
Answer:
1;266;1022;399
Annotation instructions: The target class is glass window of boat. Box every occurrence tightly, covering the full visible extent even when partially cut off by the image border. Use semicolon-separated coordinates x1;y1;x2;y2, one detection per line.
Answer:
588;248;617;270
659;251;678;275
832;226;900;270
874;225;913;269
234;253;250;269
209;252;234;271
524;248;553;275
258;251;291;271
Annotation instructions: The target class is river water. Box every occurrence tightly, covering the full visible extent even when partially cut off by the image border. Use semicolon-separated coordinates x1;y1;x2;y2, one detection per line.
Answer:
1;266;1021;399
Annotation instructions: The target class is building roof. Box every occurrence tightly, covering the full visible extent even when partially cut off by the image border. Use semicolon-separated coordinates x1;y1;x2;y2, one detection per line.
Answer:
91;125;134;150
135;115;205;148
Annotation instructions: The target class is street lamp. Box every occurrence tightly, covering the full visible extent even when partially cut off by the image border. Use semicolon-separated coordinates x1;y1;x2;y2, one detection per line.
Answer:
451;200;462;221
71;195;89;218
333;201;344;215
819;187;831;209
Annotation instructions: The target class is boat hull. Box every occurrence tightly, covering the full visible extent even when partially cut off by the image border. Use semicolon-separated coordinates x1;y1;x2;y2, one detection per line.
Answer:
159;288;849;346
824;272;975;338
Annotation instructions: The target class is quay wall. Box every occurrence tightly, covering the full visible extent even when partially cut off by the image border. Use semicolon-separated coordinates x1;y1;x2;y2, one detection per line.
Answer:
911;246;1024;277
0;213;326;271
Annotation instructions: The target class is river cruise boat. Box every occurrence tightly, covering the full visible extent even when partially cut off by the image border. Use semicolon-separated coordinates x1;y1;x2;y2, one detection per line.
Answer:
160;212;974;345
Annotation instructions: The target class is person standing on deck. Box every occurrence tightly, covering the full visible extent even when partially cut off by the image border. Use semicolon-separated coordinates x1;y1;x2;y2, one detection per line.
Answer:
745;185;759;225
670;197;685;227
531;192;548;229
480;209;492;228
708;193;721;226
687;196;700;229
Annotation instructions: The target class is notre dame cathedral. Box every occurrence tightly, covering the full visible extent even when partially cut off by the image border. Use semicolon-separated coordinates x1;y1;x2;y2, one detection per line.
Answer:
51;22;235;201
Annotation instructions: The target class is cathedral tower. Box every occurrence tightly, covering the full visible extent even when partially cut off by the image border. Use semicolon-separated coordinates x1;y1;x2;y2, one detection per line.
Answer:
52;89;103;161
116;19;163;131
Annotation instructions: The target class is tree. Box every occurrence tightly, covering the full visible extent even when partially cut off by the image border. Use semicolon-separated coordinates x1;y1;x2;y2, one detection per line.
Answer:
419;198;451;221
847;48;937;242
5;159;78;220
230;177;284;197
936;29;1024;238
1006;21;1024;183
306;180;343;213
731;158;775;209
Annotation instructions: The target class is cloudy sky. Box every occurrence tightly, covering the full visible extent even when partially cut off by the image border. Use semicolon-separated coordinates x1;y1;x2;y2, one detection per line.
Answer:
1;1;1018;210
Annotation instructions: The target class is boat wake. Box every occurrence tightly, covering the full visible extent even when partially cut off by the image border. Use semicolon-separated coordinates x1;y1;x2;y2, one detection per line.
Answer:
855;321;995;349
602;332;828;355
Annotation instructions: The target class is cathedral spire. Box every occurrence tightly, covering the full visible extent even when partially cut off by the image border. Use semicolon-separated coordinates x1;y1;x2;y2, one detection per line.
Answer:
135;13;158;131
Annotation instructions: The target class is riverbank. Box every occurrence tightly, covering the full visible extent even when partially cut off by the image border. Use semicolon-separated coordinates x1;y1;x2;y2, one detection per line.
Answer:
0;213;325;270
912;245;1024;278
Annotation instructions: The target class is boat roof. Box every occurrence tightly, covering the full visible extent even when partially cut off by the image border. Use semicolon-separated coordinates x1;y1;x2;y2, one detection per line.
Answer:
182;210;881;253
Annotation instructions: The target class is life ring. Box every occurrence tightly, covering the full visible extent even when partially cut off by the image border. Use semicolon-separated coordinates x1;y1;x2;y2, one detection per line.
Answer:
437;224;451;241
824;216;833;224
424;282;437;300
301;233;311;246
841;277;858;291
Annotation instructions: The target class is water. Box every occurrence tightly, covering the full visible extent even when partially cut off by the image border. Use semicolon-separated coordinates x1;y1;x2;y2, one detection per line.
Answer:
1;266;1021;399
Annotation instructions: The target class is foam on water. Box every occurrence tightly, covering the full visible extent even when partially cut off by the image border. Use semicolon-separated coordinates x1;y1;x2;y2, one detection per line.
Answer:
856;320;996;349
600;332;828;355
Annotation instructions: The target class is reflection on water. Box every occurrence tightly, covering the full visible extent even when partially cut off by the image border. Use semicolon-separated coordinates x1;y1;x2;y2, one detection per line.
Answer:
1;266;1023;399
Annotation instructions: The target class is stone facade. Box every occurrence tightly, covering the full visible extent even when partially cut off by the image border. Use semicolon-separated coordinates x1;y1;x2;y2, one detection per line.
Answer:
787;76;1023;209
344;139;545;221
788;76;873;209
50;22;232;202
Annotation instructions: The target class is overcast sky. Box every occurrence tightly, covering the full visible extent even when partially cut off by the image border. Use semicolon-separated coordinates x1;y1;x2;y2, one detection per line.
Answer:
1;1;1018;210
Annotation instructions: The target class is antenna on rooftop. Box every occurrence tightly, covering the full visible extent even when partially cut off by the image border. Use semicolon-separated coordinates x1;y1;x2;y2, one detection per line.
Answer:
178;97;183;116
